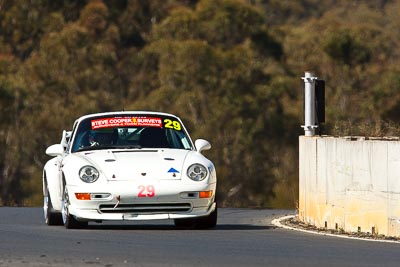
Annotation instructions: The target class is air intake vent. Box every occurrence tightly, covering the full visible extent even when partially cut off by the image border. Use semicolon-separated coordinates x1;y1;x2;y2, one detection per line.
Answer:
99;203;192;213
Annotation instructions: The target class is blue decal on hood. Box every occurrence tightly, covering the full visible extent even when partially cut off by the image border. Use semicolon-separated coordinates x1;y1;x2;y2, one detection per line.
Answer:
168;168;180;173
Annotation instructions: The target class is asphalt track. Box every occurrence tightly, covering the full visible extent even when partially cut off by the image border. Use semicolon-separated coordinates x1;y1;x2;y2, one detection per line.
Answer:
1;207;400;267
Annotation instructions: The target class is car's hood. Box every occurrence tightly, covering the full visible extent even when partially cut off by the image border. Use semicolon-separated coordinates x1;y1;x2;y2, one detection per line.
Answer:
75;149;190;181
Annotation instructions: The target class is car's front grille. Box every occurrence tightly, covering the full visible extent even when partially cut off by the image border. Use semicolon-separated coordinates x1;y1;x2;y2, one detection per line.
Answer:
98;203;192;214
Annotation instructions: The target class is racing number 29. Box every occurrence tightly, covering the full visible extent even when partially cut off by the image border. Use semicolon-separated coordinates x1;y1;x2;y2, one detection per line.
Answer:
138;185;155;198
164;119;181;131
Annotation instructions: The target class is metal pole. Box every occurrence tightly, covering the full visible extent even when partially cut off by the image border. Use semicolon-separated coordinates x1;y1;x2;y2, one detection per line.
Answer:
302;71;318;136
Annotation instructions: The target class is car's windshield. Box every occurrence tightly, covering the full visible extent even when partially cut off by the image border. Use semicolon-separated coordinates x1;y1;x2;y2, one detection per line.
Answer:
70;115;193;152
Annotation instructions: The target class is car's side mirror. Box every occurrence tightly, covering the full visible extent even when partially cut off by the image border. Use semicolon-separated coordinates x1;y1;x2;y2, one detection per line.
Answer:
195;139;211;153
46;144;64;157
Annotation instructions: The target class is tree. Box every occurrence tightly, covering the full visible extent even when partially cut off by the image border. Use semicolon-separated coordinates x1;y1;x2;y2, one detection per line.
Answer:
127;0;294;207
0;39;23;205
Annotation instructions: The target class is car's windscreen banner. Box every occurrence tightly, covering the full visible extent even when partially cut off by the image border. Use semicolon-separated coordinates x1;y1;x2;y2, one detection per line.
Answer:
91;116;182;131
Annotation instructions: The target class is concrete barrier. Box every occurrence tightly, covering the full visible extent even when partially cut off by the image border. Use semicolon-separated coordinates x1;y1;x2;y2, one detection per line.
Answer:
299;136;400;237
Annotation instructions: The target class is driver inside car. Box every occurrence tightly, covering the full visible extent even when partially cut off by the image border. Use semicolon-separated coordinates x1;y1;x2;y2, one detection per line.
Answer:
89;130;118;146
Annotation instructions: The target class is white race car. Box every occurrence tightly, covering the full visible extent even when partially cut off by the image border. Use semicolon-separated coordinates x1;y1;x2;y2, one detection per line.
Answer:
43;111;217;229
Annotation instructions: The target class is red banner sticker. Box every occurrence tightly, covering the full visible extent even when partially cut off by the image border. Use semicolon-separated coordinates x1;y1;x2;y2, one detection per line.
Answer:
91;117;162;130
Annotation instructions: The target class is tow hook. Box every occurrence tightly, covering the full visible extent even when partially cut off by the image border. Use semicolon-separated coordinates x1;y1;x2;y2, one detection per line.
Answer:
113;195;121;209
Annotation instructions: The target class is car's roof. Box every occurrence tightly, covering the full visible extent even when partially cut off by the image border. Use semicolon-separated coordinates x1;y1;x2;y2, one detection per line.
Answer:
74;111;180;125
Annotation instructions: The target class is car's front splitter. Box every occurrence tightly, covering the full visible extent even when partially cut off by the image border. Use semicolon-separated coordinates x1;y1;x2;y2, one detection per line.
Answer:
68;202;216;221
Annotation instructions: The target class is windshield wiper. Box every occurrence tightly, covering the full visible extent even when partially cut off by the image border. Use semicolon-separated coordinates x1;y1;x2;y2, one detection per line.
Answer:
120;145;142;149
75;145;121;152
76;144;143;152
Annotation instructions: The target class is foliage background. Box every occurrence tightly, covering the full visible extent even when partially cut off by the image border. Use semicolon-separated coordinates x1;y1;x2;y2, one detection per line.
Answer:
1;0;399;207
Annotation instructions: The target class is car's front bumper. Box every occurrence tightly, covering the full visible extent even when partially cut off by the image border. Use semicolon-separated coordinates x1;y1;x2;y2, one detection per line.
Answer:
66;181;216;221
69;202;216;221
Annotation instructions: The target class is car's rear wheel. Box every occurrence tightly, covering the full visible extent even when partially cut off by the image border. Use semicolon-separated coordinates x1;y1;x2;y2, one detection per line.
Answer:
43;183;63;226
174;205;218;229
62;186;88;229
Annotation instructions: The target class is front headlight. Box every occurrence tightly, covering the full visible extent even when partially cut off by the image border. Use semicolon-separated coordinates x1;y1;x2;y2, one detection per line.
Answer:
187;164;208;181
79;166;99;183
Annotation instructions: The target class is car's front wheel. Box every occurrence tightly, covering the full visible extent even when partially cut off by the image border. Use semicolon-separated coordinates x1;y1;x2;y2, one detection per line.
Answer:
174;205;218;229
62;186;88;229
43;182;63;226
195;206;218;229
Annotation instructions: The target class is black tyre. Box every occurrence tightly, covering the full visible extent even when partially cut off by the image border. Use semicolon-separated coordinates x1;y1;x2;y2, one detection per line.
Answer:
195;206;218;229
174;205;218;229
174;217;197;229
